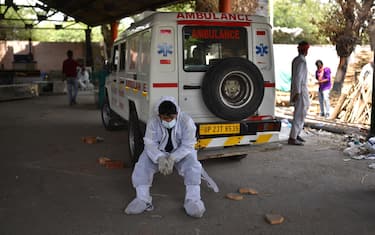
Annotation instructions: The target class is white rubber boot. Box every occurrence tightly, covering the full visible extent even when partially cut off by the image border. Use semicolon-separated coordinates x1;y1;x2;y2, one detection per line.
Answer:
184;185;205;218
124;186;153;214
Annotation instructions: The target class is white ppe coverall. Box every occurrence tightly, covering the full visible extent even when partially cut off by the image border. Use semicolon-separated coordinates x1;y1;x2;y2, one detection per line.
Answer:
77;68;93;90
125;96;205;218
289;54;310;139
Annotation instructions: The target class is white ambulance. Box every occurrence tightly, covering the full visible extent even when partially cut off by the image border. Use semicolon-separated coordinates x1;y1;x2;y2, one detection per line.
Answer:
101;11;281;165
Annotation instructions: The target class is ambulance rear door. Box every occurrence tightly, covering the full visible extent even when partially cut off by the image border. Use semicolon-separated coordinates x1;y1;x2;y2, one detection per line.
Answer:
177;23;250;123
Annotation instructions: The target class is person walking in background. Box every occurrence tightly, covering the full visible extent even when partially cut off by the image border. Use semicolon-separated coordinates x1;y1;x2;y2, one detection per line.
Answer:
315;60;332;118
62;50;79;105
288;41;310;146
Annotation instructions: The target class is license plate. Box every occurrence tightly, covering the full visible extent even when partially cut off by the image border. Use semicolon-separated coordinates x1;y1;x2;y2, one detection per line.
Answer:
199;123;240;135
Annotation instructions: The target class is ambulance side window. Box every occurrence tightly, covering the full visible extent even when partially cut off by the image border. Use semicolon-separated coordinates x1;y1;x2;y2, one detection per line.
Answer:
139;30;151;75
112;45;119;71
119;42;126;71
127;36;138;72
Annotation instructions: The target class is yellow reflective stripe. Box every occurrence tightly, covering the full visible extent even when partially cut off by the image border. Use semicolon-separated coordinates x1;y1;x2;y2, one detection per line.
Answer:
195;139;211;149
224;136;243;146
196;133;275;149
255;134;273;143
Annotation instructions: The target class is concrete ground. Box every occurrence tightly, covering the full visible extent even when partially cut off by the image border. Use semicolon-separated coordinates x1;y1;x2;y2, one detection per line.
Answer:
1;92;375;235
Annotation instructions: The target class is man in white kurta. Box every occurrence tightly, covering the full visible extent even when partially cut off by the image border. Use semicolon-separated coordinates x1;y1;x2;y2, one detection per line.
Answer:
288;41;310;146
125;96;205;218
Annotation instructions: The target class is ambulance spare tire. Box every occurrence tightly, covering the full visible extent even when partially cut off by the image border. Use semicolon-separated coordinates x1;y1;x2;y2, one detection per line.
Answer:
202;58;264;121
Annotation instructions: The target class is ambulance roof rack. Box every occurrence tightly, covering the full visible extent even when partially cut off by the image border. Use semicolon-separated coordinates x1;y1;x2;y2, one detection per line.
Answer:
132;11;156;23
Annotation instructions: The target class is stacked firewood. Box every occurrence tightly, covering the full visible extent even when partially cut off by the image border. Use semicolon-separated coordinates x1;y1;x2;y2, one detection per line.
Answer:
331;73;372;126
275;91;291;106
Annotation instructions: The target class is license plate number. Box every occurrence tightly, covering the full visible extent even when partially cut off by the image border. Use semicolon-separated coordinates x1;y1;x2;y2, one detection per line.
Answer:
199;123;240;135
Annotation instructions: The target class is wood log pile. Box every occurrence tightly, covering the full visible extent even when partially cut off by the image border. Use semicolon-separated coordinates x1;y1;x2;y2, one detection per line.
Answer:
275;49;373;127
331;72;372;126
275;91;290;106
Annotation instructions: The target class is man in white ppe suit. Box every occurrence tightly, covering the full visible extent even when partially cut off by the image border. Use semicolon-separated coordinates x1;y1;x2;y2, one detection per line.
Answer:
288;41;310;146
125;96;206;218
77;66;94;90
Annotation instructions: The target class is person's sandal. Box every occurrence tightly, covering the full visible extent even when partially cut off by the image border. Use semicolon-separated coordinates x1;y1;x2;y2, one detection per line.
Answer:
297;136;305;142
288;138;303;146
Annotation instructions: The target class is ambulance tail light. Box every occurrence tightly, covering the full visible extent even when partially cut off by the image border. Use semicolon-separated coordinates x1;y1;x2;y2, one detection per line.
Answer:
256;122;281;132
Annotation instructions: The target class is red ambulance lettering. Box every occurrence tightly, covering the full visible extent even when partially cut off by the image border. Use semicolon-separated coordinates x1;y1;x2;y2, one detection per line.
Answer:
177;12;252;22
192;29;240;40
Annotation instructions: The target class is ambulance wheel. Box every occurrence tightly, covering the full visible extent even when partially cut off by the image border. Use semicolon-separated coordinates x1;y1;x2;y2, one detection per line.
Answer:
128;102;144;166
202;58;264;121
101;96;126;131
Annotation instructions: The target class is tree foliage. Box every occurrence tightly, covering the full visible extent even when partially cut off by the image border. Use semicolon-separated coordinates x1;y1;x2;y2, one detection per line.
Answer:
158;1;195;12
318;0;373;57
273;0;330;44
0;5;103;42
232;0;259;14
194;0;259;13
0;6;30;40
32;24;104;42
317;0;373;94
195;0;219;12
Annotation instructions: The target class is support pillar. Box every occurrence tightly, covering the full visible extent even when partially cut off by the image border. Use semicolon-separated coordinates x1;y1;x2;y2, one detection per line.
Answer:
111;21;119;42
85;27;93;68
219;0;231;13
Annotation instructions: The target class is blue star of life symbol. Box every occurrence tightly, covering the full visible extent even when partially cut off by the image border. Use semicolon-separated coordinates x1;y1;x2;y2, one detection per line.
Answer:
157;43;173;57
256;43;268;56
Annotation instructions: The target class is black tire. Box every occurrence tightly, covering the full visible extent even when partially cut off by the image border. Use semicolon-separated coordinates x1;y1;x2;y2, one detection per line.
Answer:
201;58;265;121
128;102;144;166
101;94;126;131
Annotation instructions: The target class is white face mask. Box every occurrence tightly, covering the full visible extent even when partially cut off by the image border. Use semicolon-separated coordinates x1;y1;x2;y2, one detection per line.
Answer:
162;119;176;129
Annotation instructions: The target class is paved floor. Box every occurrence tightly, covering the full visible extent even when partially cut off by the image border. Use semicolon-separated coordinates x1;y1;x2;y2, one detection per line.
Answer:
1;93;375;235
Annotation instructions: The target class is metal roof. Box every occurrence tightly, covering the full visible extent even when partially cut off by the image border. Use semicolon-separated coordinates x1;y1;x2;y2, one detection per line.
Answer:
37;0;186;26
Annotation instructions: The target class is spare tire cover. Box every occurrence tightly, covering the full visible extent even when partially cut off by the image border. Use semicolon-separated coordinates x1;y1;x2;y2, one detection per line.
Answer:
201;57;265;121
